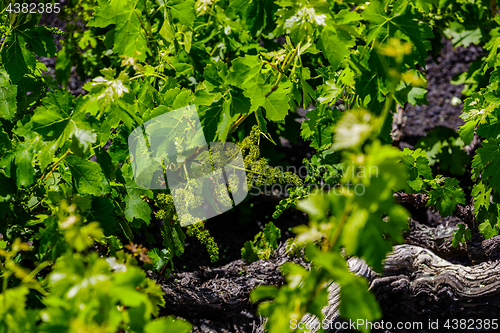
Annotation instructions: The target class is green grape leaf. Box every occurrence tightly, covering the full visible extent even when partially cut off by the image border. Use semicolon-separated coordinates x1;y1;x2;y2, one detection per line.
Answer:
86;197;117;235
0;72;17;121
255;108;268;134
472;139;500;192
19;26;57;57
0;130;11;155
443;22;482;48
249;285;278;303
89;0;149;60
31;90;75;137
162;221;185;257
458;119;478;145
319;28;355;71
316;80;342;106
291;66;316;108
55;45;72;87
452;223;471;247
226;55;263;91
405;86;428;106
217;98;232;142
0;170;14;207
354;51;389;111
124;189;152;226
427;177;465;217
96;149;116;182
300;107;339;150
226;0;273;35
64;221;104;252
484;36;500;69
476;107;500;139
229;88;251;115
362;2;433;67
478;220;498;239
170;0;196;28
199;101;226;143
332;109;376;151
13;141;36;188
472;182;492;215
63;156;104;196
254;81;292;122
460;93;491;123
147;248;173;272
401;148;432;191
193;89;221;106
241;240;259;263
226;55;291;121
144;317;192;333
344;143;409;270
261;222;281;249
1;33;36;84
459;93;498;143
32;92;97;162
83;69;132;109
407;178;423;191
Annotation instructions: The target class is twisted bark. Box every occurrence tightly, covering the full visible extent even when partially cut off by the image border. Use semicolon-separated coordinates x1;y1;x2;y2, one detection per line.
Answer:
153;219;500;333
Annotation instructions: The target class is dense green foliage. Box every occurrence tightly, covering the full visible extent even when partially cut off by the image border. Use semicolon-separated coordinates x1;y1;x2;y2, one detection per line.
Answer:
1;0;500;332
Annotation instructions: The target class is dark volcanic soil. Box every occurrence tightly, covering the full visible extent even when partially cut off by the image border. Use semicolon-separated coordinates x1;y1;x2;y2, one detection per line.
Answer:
400;39;484;144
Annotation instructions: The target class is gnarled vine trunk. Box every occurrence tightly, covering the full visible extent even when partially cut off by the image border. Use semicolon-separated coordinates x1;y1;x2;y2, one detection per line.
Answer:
154;219;500;333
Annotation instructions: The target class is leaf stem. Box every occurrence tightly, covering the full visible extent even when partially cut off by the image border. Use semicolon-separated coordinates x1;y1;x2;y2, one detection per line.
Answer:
328;194;354;249
41;149;73;182
131;72;169;81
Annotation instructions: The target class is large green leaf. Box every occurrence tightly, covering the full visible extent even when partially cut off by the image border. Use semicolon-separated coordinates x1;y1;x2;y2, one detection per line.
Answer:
362;1;433;67
319;28;355;71
0;72;17;121
472;182;492;215
19;26;57;58
89;0;149;60
226;55;263;90
227;0;274;35
169;0;196;28
63;156;104;196
401;148;433;191
477;108;500;139
31;92;96;164
124;189;152;227
300;106;339;150
1;33;36;84
199;101;226;143
472;138;500;193
144;316;192;333
225;55;293;121
13;141;36;188
254;81;292;122
87;197;117;235
83;69;132;111
428;177;465;217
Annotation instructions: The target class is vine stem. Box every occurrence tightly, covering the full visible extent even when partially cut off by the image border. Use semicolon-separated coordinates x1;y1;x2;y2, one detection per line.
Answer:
328;194;354;250
41;149;72;181
131;72;169;81
0;37;6;55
